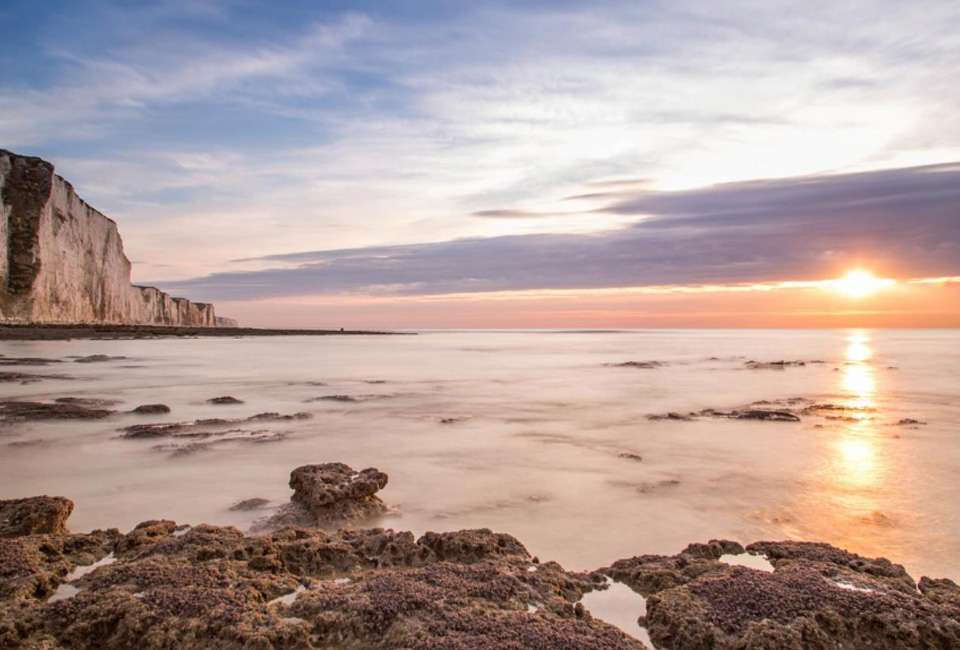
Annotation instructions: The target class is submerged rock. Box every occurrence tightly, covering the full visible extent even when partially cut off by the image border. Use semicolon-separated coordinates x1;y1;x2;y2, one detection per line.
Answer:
206;396;244;405
699;408;801;422
228;498;270;512
0;356;62;366
132;403;171;414
0;400;114;422
73;354;126;363
119;411;311;439
744;360;820;370
609;361;665;369
0;496;74;537
0;370;70;383
646;412;695;422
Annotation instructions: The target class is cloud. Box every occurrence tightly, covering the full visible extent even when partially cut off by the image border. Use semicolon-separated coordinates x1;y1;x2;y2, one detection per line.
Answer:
471;209;581;219
159;162;960;301
3;0;960;292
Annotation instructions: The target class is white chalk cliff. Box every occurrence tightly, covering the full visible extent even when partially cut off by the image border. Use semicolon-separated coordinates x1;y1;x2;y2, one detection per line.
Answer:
0;149;223;326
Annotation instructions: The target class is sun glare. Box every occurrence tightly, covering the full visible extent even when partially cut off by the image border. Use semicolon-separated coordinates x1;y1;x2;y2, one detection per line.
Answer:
833;270;894;298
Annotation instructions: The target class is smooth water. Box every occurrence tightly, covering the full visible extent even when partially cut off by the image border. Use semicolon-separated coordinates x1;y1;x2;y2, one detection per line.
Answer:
1;329;958;581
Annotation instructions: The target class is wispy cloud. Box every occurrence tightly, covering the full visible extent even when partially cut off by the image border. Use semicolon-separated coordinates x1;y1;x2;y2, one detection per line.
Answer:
160;162;960;301
2;0;959;307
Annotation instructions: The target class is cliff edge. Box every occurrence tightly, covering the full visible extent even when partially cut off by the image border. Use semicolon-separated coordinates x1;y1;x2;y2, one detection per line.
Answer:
0;149;223;326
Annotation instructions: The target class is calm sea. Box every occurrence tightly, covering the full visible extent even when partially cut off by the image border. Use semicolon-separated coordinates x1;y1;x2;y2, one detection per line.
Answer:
2;329;958;580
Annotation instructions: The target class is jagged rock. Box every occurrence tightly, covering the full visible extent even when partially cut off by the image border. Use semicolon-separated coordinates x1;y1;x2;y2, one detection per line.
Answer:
0;401;114;422
0;512;641;650
206;396;244;405
0;149;223;327
132;404;171;414
0;496;74;537
918;577;960;607
603;540;960;650
257;463;389;530
418;529;530;564
0;527;116;602
4;490;959;650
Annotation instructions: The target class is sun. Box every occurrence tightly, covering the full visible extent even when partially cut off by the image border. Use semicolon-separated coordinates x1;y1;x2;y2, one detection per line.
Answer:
833;270;894;298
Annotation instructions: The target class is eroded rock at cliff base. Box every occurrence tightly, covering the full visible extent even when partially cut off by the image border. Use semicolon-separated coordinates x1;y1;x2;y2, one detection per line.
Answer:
258;462;390;530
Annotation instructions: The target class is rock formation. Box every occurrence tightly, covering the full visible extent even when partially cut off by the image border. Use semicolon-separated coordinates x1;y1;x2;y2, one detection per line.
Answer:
258;462;390;530
0;149;228;326
3;469;960;649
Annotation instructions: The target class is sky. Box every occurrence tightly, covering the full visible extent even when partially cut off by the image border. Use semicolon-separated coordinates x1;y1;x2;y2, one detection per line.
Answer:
1;0;959;327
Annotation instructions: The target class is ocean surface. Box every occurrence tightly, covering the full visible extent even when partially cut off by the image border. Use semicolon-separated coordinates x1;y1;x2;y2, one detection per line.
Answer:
2;329;959;582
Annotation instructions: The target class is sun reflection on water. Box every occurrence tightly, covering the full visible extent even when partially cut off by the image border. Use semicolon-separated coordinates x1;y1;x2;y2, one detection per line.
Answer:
789;330;899;559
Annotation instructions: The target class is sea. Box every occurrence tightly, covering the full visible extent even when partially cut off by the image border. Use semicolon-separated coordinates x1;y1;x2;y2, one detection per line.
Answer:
2;329;958;583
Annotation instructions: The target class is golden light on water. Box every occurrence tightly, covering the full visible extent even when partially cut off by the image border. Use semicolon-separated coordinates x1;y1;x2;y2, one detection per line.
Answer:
832;270;895;298
793;330;896;560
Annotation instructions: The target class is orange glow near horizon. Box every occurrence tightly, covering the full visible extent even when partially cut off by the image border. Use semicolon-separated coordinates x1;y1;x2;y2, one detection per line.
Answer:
831;270;896;298
215;273;960;329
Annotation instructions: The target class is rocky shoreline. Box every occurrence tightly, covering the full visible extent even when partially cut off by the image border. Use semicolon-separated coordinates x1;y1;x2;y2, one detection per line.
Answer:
3;463;958;650
0;323;408;340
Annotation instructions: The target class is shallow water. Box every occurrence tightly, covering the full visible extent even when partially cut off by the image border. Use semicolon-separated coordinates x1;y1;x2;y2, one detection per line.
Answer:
1;329;959;582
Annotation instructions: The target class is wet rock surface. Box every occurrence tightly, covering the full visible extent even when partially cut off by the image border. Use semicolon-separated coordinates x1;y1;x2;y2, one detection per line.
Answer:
3;484;959;650
602;539;960;650
258;463;390;530
0;496;74;537
0;497;639;650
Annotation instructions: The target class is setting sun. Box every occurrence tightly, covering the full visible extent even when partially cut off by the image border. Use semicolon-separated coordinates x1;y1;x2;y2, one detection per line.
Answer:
833;270;895;298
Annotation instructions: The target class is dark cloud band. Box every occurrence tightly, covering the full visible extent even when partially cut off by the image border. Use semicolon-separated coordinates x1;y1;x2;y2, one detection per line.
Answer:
161;162;960;301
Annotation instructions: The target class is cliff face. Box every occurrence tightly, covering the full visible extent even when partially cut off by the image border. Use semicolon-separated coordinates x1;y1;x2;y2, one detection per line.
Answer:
0;149;219;326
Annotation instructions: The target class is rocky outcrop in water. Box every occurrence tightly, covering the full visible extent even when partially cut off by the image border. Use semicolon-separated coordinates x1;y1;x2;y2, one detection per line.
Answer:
258;462;390;530
0;149;228;326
